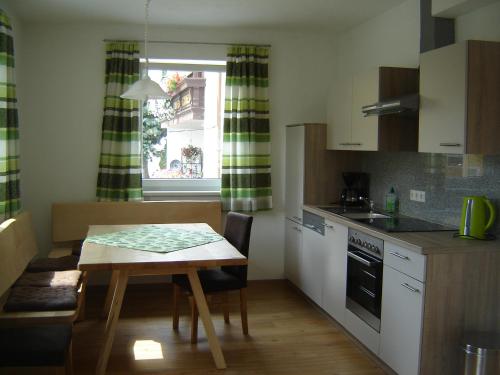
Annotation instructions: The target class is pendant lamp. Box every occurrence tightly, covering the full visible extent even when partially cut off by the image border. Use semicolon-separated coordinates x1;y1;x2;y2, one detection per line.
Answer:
121;0;167;100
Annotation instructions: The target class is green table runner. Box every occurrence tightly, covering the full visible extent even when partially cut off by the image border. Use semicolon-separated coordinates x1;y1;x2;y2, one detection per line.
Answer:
85;225;224;254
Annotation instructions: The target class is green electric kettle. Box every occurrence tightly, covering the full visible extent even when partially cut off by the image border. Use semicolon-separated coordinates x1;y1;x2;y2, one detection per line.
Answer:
459;196;496;239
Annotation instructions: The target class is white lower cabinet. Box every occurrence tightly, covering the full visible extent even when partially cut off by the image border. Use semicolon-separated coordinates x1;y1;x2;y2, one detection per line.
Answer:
301;225;327;305
322;220;348;324
380;265;425;375
285;219;303;288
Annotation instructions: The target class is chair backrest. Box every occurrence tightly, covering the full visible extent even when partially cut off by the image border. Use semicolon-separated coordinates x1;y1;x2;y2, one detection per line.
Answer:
221;212;253;283
0;211;38;296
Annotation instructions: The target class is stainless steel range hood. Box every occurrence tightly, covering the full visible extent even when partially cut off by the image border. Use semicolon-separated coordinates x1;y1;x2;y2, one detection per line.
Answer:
361;93;419;117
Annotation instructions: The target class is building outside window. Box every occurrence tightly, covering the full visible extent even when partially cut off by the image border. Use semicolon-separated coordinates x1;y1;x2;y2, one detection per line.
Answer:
141;59;226;193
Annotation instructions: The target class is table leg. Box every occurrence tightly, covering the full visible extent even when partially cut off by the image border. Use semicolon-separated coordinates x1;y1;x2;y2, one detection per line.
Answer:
102;270;120;319
96;270;129;375
187;269;227;369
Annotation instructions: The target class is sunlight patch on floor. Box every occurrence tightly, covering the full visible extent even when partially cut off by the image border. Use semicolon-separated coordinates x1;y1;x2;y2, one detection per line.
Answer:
133;340;164;360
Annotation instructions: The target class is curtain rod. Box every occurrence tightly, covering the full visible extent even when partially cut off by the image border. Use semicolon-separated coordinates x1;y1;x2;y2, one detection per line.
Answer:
102;39;271;47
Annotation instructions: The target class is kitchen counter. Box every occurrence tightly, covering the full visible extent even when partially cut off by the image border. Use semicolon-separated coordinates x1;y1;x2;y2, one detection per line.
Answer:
304;204;500;255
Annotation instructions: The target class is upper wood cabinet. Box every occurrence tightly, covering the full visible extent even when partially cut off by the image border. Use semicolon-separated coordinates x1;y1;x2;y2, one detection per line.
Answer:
419;40;500;155
328;67;419;152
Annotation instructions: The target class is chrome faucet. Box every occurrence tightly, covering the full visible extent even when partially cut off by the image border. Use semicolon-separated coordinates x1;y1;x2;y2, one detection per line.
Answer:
361;197;374;213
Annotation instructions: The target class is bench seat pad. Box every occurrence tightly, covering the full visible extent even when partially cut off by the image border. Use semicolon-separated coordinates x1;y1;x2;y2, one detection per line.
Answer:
4;286;78;312
0;324;72;367
26;255;79;272
15;270;82;288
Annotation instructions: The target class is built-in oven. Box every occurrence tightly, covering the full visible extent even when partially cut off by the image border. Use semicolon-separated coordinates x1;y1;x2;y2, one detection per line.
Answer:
346;228;384;332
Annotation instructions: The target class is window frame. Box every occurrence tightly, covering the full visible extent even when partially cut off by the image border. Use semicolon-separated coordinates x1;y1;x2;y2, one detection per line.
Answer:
140;59;226;194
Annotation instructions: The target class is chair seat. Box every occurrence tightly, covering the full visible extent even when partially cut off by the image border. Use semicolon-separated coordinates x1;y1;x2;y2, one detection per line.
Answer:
26;255;79;272
0;324;72;367
4;286;78;312
172;269;246;294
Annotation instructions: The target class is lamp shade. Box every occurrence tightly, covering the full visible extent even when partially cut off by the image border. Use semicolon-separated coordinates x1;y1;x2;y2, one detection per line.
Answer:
121;76;168;100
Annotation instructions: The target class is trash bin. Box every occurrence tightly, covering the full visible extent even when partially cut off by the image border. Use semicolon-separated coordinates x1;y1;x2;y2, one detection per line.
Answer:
463;332;500;375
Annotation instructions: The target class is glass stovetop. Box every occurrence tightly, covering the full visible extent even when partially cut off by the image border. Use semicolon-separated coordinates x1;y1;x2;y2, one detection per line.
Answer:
354;217;456;233
318;206;457;233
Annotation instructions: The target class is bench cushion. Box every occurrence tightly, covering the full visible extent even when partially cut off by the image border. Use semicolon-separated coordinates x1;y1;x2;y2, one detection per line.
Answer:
26;255;79;272
4;286;78;312
15;270;82;288
0;324;72;367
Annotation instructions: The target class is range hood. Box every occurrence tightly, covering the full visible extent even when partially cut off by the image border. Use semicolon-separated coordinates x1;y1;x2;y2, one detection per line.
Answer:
361;93;419;117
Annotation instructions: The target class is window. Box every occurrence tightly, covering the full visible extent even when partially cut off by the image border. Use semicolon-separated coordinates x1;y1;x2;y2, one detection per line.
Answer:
141;59;226;193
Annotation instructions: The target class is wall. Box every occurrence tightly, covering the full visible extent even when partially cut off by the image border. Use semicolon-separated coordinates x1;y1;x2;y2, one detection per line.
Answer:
16;21;336;279
328;0;500;233
455;1;500;41
327;0;420;138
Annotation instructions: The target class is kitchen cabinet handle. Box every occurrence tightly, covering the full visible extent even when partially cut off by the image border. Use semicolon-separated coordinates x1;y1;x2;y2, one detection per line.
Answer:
359;286;376;298
439;143;461;147
362;270;376;279
339;142;362;146
293;226;302;232
401;283;421;293
389;251;410;261
348;251;378;267
322;223;334;230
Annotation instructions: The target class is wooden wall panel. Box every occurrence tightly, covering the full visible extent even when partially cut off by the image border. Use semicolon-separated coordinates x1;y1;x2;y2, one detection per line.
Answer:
52;201;222;243
303;124;362;206
420;250;500;374
466;40;500;155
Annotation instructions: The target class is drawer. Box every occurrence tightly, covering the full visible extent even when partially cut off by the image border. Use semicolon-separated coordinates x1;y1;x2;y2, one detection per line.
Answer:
384;242;426;282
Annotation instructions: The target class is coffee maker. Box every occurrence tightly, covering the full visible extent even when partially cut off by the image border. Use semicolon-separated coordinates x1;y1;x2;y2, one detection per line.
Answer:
340;172;369;207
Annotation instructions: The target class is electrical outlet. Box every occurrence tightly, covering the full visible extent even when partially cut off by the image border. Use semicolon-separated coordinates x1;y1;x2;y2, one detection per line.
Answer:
410;190;426;203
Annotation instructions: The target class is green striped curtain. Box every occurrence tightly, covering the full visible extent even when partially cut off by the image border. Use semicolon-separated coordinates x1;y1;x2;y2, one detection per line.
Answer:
96;42;142;201
0;10;20;220
221;46;272;211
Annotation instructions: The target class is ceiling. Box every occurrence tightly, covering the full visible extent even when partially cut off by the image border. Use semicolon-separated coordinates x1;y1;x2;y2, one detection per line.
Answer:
9;0;407;33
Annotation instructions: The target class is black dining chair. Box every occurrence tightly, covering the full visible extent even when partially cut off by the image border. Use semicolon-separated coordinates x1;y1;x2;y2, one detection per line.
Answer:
172;211;253;343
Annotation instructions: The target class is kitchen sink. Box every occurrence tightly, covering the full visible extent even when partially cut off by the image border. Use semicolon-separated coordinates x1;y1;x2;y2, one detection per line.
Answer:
341;212;391;219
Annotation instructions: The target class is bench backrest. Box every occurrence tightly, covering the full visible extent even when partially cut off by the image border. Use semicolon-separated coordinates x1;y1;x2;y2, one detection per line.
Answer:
0;212;38;296
52;201;223;244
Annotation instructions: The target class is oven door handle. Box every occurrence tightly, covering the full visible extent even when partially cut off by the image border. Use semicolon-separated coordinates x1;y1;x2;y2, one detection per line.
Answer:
347;251;380;267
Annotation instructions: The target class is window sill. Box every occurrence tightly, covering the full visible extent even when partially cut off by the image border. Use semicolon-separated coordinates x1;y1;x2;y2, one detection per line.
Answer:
143;190;221;201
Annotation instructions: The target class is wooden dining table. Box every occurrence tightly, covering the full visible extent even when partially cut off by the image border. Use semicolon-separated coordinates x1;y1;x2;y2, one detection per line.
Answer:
78;223;248;375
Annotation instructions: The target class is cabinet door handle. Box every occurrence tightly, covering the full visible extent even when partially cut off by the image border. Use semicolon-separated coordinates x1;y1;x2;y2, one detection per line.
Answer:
322;223;334;230
359;286;376;298
293;226;302;232
339;142;362;146
439;143;461;147
389;251;410;261
401;283;421;293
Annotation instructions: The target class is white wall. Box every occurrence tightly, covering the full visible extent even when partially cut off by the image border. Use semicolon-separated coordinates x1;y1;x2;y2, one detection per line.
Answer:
327;0;421;133
456;1;500;42
16;21;335;279
327;0;500;138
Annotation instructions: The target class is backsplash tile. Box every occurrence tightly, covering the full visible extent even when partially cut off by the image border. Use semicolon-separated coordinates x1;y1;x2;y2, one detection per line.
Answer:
360;152;500;234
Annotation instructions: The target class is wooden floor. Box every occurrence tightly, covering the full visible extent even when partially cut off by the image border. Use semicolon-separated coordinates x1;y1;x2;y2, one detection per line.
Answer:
73;280;387;375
